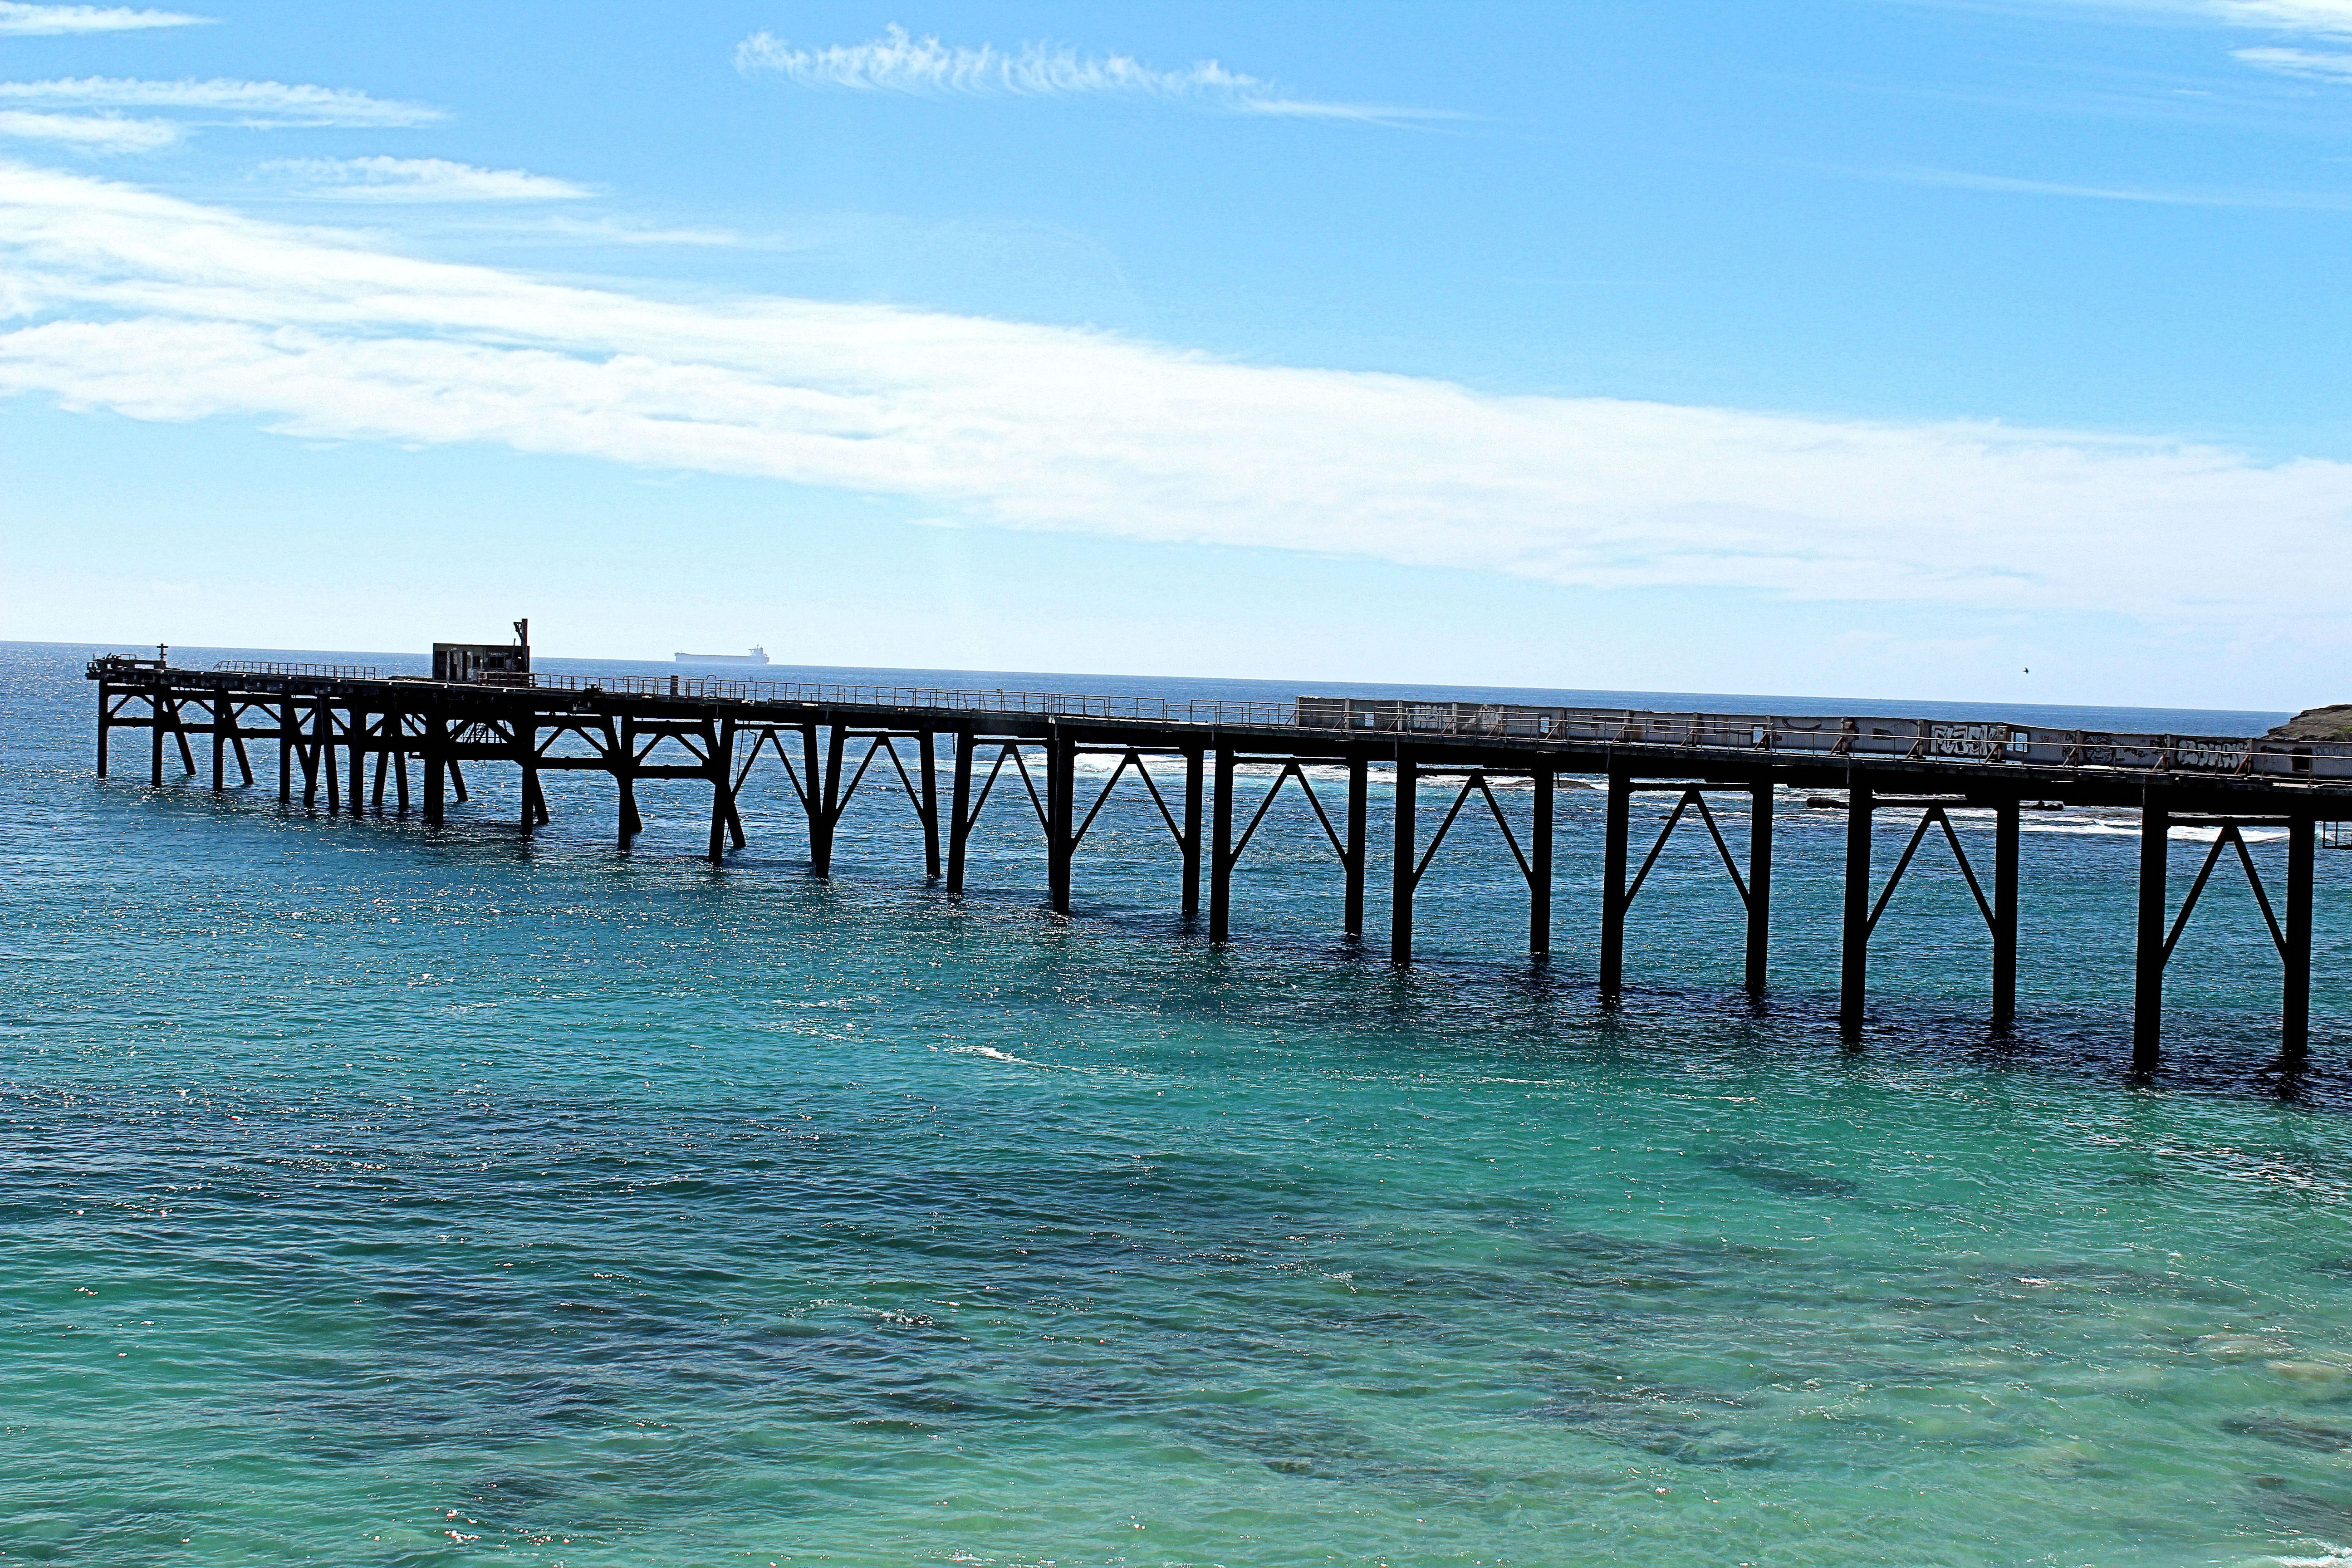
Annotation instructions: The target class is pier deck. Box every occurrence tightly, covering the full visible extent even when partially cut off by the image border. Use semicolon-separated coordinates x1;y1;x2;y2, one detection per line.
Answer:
89;657;2352;1070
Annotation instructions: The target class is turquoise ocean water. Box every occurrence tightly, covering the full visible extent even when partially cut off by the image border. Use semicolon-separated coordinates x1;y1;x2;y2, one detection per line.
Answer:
8;639;2352;1567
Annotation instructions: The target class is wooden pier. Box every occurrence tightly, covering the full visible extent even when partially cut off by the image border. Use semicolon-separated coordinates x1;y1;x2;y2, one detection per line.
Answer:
89;655;2352;1070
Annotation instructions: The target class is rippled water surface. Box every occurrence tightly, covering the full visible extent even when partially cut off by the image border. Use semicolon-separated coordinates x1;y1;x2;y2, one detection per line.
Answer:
7;641;2352;1567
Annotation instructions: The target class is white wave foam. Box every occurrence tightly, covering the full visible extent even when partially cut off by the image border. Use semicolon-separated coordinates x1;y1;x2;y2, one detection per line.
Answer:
948;1043;1052;1068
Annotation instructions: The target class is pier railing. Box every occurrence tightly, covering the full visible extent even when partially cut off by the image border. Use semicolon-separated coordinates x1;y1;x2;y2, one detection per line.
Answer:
214;660;383;680
514;674;2348;781
146;660;2352;782
520;671;1305;729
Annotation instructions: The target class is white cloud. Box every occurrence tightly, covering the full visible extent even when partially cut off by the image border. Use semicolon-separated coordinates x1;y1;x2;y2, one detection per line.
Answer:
0;109;178;150
0;161;2346;637
2232;41;2352;74
0;1;206;33
2218;0;2352;33
261;157;590;202
735;24;1440;123
0;77;441;127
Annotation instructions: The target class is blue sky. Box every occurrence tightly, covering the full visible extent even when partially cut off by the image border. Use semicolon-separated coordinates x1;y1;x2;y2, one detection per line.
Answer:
2;0;2350;707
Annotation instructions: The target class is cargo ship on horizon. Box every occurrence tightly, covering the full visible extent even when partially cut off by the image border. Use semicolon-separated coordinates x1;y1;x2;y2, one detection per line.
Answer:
675;646;769;665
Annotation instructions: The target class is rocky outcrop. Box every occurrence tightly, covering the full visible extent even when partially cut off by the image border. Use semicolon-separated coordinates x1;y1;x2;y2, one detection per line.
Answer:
2267;705;2352;742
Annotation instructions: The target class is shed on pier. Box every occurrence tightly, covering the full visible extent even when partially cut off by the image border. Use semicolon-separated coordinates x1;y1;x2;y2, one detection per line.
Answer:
433;619;531;684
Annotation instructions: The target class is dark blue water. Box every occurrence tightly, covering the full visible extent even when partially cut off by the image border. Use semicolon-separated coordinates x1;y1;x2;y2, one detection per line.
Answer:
8;639;2351;1567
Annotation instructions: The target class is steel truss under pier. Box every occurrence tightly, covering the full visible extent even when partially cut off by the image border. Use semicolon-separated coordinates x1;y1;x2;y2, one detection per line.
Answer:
91;658;2352;1071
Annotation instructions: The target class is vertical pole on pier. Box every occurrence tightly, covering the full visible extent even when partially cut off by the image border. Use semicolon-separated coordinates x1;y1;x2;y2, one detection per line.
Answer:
1599;766;1631;1001
2132;798;2170;1073
1389;750;1417;966
277;698;294;803
1839;782;1873;1033
1745;779;1774;995
422;713;445;826
211;694;226;791
813;724;844;877
947;731;975;895
2283;813;2315;1070
1181;748;1205;918
1992;798;2020;1030
1210;747;1235;943
918;731;941;879
1343;756;1369;940
1530;766;1553;958
1047;728;1074;916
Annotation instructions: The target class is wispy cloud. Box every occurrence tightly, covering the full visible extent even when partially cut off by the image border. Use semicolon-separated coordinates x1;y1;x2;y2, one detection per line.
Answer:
262;157;590;202
0;78;441;127
2218;0;2352;34
0;1;207;34
532;215;737;246
1873;162;2352;205
0;109;179;150
735;24;1442;123
2232;42;2352;75
0;162;2348;641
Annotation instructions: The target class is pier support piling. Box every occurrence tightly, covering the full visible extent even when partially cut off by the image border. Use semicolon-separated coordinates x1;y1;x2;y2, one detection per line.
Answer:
613;716;640;847
1210;747;1236;942
919;732;941;878
1389;751;1418;965
347;710;364;814
2285;813;2315;1068
1599;766;1631;1000
1840;782;1874;1033
810;725;845;876
421;715;445;826
2133;799;2169;1072
277;699;294;802
515;719;536;834
1745;780;1774;994
1530;767;1553;957
1993;799;2020;1029
706;718;739;865
322;706;340;815
1181;749;1204;918
947;731;975;895
1345;757;1369;940
166;697;196;778
1048;730;1075;916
